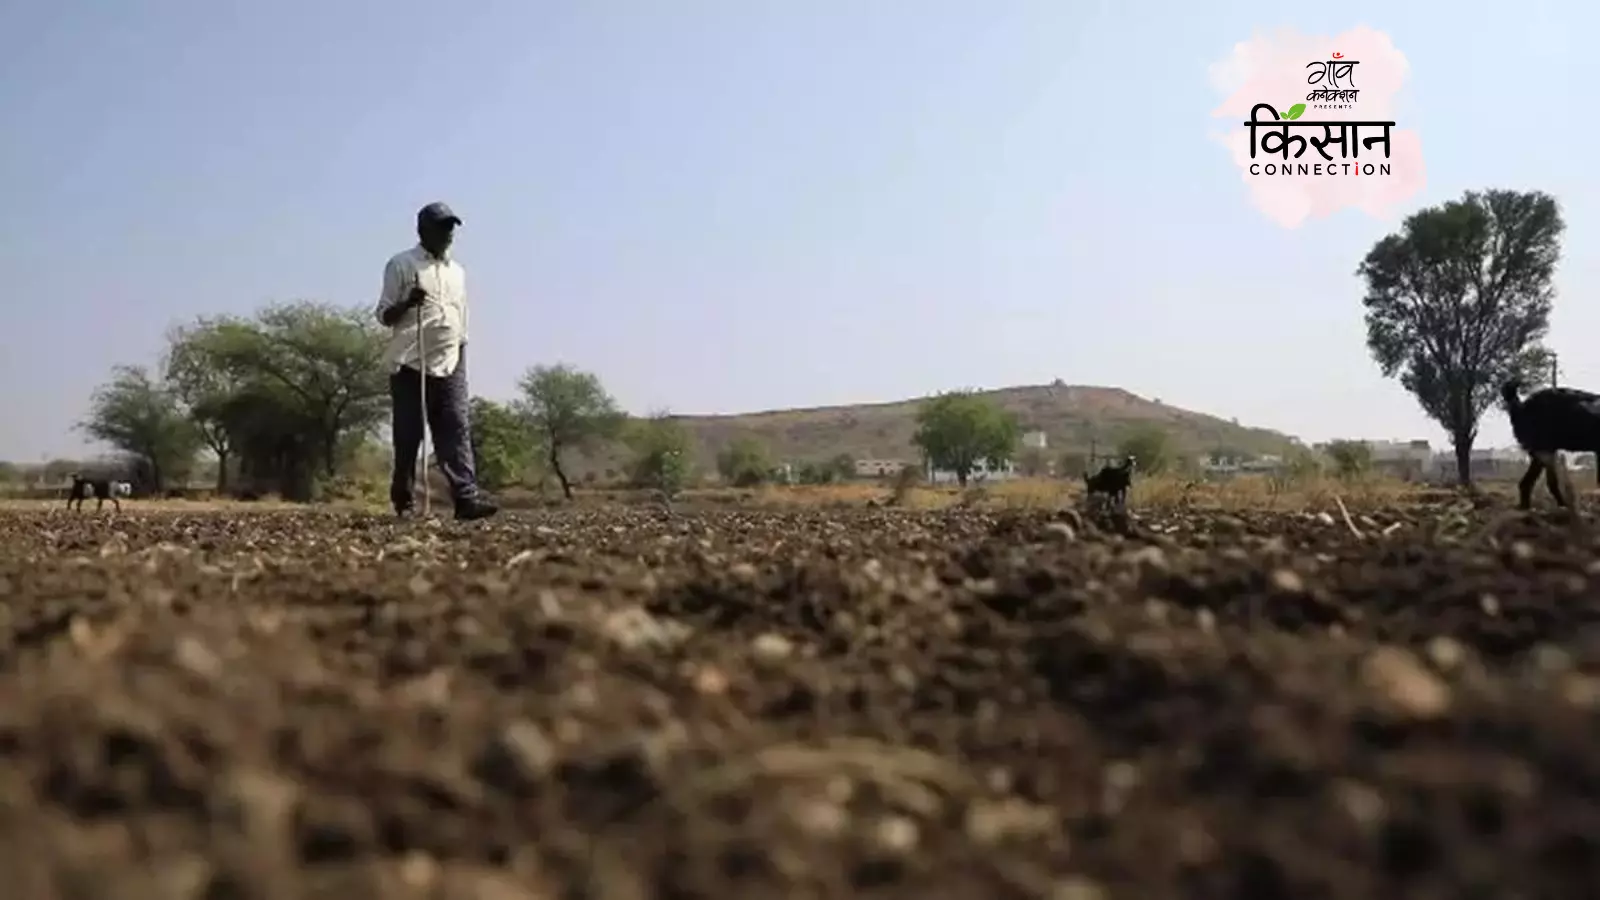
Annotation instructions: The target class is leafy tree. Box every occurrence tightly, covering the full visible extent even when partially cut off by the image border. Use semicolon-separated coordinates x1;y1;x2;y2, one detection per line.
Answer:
0;461;19;485
716;436;772;487
1057;451;1089;478
164;319;249;493
79;364;198;492
1116;426;1173;475
43;459;80;484
1323;439;1373;479
1284;447;1324;480
1017;445;1051;477
797;453;856;485
828;453;856;481
515;363;624;500
795;462;830;485
469;397;539;492
911;391;1021;488
625;412;693;497
163;302;389;500
1359;188;1562;485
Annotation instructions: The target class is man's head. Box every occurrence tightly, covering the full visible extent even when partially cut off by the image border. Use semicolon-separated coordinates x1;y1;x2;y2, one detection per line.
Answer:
416;202;462;257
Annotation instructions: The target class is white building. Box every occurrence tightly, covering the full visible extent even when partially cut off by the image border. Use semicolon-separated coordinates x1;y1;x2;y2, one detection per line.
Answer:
926;456;1018;485
854;458;909;478
1021;430;1048;450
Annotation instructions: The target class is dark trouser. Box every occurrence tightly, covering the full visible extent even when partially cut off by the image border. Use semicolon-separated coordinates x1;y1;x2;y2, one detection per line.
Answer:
390;343;479;510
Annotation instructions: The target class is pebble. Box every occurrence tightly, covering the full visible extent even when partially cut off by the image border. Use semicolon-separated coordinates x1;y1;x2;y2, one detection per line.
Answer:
871;815;920;854
1362;646;1452;719
1269;568;1305;594
751;632;794;665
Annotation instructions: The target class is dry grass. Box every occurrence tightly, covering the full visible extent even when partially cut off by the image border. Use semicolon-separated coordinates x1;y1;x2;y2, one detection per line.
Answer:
3;474;1528;517
711;475;1494;513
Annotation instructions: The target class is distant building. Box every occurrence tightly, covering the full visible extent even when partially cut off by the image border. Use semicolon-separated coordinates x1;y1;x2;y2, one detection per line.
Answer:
1369;439;1433;480
854;458;909;478
926;456;1018;485
1021;430;1048;450
1201;453;1286;476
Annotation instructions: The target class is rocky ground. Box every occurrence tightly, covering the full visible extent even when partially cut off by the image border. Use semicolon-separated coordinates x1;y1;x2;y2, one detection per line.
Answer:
1;498;1599;899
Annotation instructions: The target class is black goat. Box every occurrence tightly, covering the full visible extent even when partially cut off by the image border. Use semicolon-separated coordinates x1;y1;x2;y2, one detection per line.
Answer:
1083;456;1136;506
1501;379;1600;510
67;474;129;512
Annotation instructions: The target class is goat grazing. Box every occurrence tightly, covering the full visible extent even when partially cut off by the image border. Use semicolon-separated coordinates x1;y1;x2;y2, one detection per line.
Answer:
1083;456;1136;506
67;474;129;512
1501;378;1600;510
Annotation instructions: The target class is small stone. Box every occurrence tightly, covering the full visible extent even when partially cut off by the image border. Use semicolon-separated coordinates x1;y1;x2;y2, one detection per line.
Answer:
1425;636;1465;671
1052;875;1108;900
1044;522;1076;541
872;815;919;854
792;799;848;839
1332;779;1386;829
963;798;1056;845
1269;568;1305;594
1533;644;1573;673
475;721;557;791
1480;594;1501;616
1561;674;1600;709
1362;646;1452;719
692;665;728;695
399;851;438;888
751;633;793;666
174;637;223;679
1128;546;1167;570
1105;761;1141;792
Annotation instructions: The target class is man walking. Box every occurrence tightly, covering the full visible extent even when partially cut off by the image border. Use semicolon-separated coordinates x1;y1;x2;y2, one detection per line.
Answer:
376;201;498;521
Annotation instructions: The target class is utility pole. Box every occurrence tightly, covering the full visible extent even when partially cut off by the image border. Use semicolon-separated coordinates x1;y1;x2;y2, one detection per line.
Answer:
1551;352;1560;388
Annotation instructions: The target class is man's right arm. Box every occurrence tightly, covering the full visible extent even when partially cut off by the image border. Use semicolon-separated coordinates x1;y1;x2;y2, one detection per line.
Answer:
375;256;410;328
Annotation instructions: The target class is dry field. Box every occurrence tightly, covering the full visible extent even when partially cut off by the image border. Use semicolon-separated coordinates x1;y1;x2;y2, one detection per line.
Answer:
1;483;1598;898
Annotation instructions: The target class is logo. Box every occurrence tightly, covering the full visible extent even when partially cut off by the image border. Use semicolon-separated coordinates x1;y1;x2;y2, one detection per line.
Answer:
1209;27;1425;228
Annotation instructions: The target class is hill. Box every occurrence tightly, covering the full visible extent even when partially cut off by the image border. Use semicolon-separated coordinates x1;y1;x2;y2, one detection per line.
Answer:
575;383;1300;479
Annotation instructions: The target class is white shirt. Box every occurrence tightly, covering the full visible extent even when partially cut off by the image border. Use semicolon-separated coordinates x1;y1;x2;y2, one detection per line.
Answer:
375;245;469;378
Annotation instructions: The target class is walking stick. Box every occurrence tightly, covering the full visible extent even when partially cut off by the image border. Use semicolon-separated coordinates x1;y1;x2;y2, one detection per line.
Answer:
415;287;431;517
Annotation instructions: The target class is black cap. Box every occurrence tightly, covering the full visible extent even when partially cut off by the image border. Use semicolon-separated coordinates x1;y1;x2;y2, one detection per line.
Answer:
417;201;462;227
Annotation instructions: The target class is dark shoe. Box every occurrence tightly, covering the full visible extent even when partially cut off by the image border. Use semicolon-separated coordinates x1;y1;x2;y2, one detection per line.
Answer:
454;497;499;521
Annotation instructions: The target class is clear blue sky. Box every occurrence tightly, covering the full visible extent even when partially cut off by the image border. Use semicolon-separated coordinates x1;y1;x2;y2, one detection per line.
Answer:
2;0;1591;463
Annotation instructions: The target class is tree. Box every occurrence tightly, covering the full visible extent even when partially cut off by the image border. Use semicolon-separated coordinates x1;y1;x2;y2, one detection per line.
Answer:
716;436;772;487
164;319;249;493
911;391;1021;488
1017;445;1051;477
0;461;19;486
625;412;693;497
43;459;79;484
828;453;856;481
1323;440;1373;479
1117;426;1174;475
515;364;624;500
163;303;389;501
1057;450;1089;478
79;364;198;492
469;397;539;492
1360;188;1562;485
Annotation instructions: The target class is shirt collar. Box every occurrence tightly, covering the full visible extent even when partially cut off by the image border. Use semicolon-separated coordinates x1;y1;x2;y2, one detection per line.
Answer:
415;243;451;263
